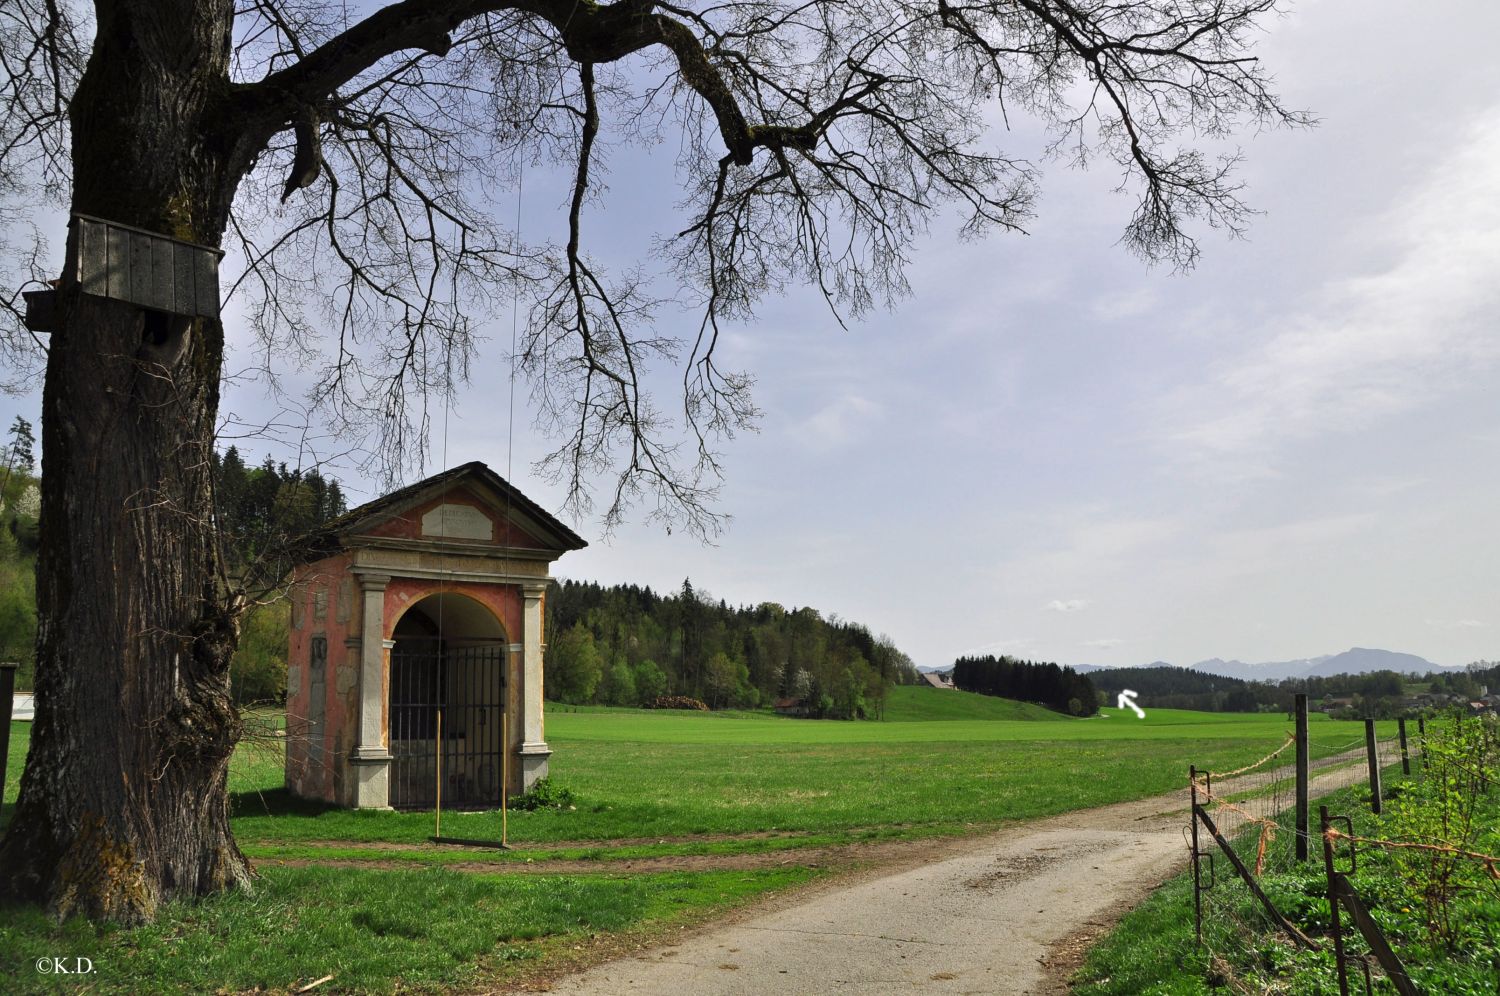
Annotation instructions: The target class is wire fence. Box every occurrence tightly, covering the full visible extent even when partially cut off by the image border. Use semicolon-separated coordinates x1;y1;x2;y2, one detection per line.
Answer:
1187;709;1499;994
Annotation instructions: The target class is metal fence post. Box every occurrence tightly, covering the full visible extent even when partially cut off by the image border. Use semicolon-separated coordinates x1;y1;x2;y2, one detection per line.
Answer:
1296;693;1310;861
0;663;15;807
1397;717;1410;776
1364;718;1382;815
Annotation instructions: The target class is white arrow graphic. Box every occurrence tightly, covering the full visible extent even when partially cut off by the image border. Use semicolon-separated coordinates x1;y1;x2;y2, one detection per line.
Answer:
1117;689;1145;719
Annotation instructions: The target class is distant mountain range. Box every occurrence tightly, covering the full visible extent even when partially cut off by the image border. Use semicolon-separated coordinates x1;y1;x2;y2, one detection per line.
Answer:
1073;648;1457;682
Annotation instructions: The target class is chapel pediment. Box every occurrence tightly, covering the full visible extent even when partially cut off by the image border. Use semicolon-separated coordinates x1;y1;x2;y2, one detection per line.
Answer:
311;462;586;558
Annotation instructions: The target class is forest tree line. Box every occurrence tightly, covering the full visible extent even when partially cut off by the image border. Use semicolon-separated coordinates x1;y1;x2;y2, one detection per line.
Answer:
0;417;39;687
544;578;921;718
949;655;1100;716
1087;664;1500;717
212;447;349;573
210;453;924;718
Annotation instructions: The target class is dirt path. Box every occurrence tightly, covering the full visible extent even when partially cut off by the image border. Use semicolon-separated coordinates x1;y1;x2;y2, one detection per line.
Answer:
527;756;1373;995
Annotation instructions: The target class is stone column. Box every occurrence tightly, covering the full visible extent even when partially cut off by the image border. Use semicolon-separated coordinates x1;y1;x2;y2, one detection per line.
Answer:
516;581;552;789
349;573;393;808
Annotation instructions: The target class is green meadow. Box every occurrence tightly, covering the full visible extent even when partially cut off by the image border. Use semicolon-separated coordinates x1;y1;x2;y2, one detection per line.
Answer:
0;687;1397;993
230;687;1385;852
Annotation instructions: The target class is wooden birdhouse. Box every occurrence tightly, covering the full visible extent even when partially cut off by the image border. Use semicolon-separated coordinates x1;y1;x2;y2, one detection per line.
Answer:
24;214;223;332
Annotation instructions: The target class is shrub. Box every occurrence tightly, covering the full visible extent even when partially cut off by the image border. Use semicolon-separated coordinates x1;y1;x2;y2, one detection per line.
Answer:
507;777;575;811
1387;714;1499;949
230;600;289;705
632;659;667;704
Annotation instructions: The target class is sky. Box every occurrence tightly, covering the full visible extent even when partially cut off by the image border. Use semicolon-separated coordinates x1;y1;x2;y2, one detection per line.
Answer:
4;0;1500;671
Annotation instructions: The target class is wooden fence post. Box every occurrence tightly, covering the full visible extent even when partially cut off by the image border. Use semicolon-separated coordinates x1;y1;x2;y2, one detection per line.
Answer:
1321;807;1420;996
1189;764;1203;947
1365;718;1382;815
1398;717;1410;776
1320;806;1350;996
1417;715;1427;769
1296;693;1310;861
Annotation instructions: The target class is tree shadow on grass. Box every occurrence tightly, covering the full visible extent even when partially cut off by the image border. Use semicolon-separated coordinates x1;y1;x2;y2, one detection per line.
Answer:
230;787;337;819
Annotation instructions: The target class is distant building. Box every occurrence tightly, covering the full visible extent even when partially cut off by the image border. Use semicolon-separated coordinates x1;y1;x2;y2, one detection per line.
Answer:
923;671;955;690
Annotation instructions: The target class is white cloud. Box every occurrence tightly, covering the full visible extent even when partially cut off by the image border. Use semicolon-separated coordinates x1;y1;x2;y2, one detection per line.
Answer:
1091;285;1159;322
1191;512;1379;582
1425;618;1486;631
1043;598;1090;612
796;393;881;449
1166;105;1500;464
960;637;1036;656
1082;637;1125;649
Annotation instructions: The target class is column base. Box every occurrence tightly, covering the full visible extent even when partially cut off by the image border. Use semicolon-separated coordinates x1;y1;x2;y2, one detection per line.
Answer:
517;741;552;791
349;749;393;809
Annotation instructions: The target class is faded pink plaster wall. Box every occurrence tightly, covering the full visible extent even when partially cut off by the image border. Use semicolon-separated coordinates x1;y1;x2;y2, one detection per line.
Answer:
284;551;357;806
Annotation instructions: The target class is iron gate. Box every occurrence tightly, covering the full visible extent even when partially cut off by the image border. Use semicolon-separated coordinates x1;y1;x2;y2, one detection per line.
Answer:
388;638;507;810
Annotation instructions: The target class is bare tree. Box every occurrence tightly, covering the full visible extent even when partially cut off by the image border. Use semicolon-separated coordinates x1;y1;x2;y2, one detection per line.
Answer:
0;0;1304;922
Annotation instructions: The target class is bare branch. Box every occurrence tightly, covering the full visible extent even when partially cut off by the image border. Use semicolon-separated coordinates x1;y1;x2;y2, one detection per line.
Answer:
3;0;1306;532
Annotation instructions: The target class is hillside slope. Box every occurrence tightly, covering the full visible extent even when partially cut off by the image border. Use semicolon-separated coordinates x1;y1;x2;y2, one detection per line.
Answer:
882;685;1070;722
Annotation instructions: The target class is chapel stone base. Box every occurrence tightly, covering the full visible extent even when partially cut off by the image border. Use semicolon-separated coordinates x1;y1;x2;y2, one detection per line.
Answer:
518;742;552;792
350;751;393;810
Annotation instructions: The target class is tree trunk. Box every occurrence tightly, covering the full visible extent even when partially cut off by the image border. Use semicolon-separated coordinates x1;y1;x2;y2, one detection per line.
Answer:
0;0;255;923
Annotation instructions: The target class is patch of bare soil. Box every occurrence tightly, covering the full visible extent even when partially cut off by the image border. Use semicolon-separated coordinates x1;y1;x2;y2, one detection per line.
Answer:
258;836;943;875
284;828;828;853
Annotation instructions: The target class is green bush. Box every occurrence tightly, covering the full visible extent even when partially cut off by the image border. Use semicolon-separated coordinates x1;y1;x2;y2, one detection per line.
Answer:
507;777;575;811
229;601;289;705
1387;715;1500;949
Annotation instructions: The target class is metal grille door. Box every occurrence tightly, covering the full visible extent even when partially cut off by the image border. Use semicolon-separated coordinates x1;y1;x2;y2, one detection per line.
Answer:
388;639;507;810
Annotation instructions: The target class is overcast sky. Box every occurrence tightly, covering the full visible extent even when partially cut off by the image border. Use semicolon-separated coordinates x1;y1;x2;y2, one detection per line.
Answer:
5;0;1499;670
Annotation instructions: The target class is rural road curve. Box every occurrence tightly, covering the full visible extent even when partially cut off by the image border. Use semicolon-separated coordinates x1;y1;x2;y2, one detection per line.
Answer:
538;755;1373;995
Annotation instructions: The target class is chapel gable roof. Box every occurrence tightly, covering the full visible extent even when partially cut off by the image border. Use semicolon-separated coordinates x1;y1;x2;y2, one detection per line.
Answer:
312;461;587;555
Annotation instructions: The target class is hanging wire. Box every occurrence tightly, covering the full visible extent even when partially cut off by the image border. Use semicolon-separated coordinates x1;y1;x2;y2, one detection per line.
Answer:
501;152;523;815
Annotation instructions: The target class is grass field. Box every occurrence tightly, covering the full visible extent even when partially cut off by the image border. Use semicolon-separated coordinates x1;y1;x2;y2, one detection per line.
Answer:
0;687;1399;993
231;687;1384;853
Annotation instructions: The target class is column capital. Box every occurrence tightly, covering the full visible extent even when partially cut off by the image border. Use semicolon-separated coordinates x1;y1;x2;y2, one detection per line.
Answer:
356;572;393;592
521;580;548;599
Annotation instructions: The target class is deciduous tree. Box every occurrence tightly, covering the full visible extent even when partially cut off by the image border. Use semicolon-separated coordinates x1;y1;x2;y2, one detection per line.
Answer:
0;0;1303;922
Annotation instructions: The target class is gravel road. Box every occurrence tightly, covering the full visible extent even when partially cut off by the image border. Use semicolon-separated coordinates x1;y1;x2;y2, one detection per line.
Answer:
537;754;1373;995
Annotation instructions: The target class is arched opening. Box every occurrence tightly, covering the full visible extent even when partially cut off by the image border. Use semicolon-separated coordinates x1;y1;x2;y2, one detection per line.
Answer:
388;593;508;810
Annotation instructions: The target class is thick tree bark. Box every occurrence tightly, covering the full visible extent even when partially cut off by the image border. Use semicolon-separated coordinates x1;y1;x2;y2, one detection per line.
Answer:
0;0;255;923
